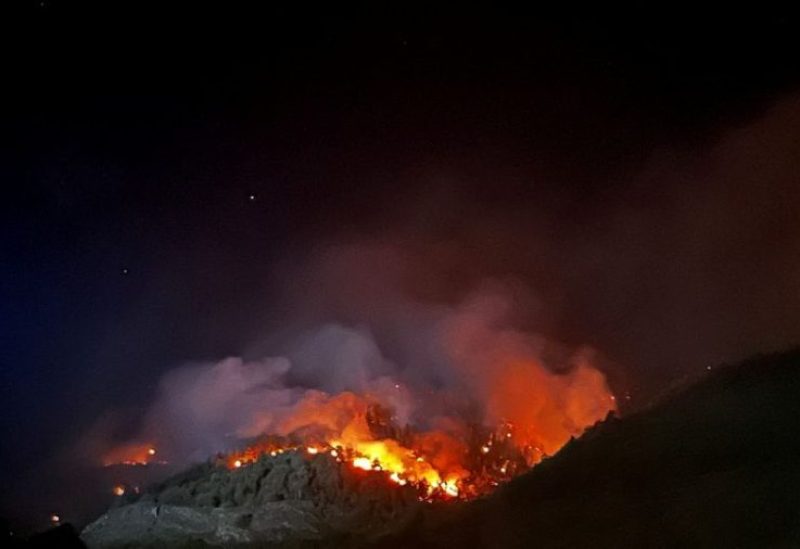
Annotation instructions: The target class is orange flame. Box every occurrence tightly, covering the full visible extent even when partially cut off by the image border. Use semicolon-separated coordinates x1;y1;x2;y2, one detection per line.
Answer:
220;362;615;501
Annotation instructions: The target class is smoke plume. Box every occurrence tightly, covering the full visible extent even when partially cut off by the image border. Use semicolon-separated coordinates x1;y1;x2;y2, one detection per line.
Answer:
96;260;615;468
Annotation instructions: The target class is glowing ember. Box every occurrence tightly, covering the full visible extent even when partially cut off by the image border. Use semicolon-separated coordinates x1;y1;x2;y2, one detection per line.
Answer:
112;485;126;496
389;472;407;486
50;514;60;524
442;480;459;497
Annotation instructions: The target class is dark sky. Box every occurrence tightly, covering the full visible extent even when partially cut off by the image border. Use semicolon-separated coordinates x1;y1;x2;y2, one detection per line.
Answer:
3;3;800;527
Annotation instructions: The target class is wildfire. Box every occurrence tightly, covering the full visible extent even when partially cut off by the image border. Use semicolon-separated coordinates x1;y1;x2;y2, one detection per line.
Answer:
102;330;617;503
225;440;465;500
219;376;616;502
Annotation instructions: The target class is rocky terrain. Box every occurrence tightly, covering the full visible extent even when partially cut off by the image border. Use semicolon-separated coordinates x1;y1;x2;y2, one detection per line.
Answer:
82;450;422;547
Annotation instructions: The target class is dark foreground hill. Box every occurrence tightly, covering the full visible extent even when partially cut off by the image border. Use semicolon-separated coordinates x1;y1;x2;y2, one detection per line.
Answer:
382;350;800;548
66;349;800;547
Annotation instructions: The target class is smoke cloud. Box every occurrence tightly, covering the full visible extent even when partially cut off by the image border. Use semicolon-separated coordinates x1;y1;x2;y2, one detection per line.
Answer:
95;269;615;467
80;93;800;478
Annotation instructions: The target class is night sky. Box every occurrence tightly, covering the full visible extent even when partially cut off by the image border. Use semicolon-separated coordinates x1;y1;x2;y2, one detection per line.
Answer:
4;4;800;528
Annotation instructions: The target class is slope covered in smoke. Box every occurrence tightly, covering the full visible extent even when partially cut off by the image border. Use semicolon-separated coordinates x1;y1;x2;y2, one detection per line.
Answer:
383;349;800;548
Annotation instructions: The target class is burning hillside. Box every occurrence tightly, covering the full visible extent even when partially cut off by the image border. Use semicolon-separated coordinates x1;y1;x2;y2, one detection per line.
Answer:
69;350;800;547
76;286;618;549
95;290;617;511
84;406;616;547
217;386;615;503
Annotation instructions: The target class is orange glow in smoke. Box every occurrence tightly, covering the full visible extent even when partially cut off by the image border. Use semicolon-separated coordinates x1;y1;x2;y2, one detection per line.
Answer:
218;356;615;502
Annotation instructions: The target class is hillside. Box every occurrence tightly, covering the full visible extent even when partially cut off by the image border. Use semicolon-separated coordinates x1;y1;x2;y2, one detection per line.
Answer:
381;350;800;548
26;349;796;548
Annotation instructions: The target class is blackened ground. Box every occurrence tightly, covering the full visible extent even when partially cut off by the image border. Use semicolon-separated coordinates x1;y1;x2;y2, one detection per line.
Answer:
379;349;800;548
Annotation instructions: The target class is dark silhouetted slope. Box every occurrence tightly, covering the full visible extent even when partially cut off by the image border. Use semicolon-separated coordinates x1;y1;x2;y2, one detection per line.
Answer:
383;349;800;548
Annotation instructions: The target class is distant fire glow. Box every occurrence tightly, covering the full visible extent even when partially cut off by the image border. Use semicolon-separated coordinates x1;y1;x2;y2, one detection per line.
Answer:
102;444;163;467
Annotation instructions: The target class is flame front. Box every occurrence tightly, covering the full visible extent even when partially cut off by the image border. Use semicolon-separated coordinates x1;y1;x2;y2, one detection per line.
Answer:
219;360;616;502
100;303;618;502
